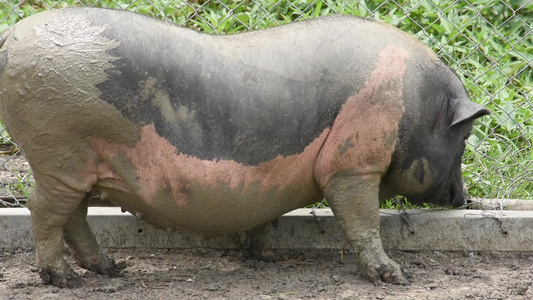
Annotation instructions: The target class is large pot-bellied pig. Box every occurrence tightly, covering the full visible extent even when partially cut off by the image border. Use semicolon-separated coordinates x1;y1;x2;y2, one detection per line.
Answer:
0;8;489;287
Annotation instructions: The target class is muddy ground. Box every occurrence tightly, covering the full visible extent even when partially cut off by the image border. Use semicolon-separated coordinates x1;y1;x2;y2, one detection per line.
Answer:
1;248;532;299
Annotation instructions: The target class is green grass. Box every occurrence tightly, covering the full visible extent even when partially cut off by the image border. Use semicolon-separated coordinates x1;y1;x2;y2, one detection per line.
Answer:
0;0;532;203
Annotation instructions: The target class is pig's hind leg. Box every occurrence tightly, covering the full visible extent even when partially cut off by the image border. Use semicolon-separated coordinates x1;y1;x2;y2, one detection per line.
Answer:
28;181;85;288
29;172;120;288
63;194;121;278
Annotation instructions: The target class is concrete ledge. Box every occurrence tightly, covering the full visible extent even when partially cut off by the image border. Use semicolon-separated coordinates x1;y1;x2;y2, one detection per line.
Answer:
468;198;533;211
1;207;532;251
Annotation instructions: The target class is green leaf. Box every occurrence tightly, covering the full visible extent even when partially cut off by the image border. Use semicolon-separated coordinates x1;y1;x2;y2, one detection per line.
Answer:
500;101;517;131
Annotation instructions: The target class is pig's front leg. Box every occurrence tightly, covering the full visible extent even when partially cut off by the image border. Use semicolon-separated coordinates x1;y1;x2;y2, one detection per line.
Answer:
324;172;409;285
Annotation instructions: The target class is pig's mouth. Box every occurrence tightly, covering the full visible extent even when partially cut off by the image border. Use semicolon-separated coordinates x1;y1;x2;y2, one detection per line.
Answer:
448;180;468;207
432;179;466;208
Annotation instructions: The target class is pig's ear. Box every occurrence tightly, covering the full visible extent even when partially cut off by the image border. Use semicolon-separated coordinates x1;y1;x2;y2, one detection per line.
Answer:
449;100;491;129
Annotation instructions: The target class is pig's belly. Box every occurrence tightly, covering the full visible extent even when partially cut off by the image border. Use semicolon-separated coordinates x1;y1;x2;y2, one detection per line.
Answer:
88;125;329;234
91;177;322;235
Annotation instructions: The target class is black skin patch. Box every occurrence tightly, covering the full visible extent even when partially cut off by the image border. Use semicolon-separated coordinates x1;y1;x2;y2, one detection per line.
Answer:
415;157;425;184
390;61;481;206
81;9;365;166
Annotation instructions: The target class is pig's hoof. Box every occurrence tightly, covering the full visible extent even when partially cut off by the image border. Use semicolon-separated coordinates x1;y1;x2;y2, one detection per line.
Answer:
87;258;122;277
380;269;410;285
39;268;83;288
102;259;122;277
365;266;410;286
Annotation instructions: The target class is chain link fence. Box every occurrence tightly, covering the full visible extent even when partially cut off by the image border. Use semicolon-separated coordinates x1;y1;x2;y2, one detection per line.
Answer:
0;0;532;207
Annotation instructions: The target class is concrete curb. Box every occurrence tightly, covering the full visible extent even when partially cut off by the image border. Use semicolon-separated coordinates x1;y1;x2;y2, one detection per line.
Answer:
469;199;533;211
1;207;532;251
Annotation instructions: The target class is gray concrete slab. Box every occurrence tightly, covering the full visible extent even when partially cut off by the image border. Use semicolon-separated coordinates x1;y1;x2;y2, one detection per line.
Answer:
1;207;532;251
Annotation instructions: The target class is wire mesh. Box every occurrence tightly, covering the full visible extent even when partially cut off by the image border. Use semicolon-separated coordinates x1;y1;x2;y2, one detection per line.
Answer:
0;0;531;207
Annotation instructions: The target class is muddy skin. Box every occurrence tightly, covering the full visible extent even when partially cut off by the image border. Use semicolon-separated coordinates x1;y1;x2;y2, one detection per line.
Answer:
64;195;122;277
0;8;489;287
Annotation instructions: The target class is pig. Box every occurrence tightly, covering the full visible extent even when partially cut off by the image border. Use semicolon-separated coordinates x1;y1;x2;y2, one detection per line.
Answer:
0;7;489;287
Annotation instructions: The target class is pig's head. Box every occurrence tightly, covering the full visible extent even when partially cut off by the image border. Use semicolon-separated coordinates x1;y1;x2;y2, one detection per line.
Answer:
382;65;490;207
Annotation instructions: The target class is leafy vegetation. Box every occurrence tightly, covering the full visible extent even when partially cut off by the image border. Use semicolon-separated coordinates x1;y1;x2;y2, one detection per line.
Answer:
0;0;531;203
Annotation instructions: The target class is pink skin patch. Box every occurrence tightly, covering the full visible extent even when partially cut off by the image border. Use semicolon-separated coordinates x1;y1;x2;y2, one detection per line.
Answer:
88;125;329;207
316;45;410;187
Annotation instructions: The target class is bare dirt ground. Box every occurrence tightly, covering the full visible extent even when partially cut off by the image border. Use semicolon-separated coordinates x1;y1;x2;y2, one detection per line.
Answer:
1;248;532;300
